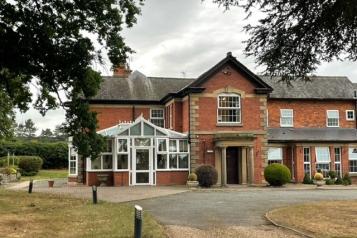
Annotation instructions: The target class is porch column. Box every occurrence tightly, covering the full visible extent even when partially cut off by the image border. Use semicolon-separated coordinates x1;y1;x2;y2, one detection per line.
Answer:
221;147;227;186
241;147;247;185
248;146;255;184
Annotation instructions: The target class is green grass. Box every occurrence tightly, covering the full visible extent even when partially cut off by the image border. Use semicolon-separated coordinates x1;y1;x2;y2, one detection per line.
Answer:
21;169;68;181
0;189;166;238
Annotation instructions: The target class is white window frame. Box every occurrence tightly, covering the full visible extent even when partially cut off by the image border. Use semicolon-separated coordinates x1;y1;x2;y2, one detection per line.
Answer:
150;108;165;127
280;109;293;127
87;139;114;171
217;93;241;124
155;138;189;171
326;110;339;127
315;147;331;177
334;147;342;177
68;147;78;176
303;147;311;179
116;138;130;171
349;147;357;174
268;147;283;165
346;110;355;121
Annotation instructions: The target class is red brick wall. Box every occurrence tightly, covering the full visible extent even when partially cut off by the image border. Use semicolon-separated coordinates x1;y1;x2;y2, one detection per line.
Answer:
182;98;189;133
113;172;129;186
173;101;183;132
268;99;356;128
156;171;188;185
90;106;151;130
86;172;113;186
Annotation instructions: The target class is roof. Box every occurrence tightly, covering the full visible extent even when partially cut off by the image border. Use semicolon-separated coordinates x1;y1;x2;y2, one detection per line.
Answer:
268;128;357;142
90;70;194;102
261;76;356;100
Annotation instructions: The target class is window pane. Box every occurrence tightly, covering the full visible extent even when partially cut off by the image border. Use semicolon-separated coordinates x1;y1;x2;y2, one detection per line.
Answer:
151;109;164;118
130;123;141;135
315;147;330;162
334;148;341;162
303;148;310;162
327;110;339;118
178;154;189;168
169;154;177;169
316;163;330;177
169;140;177;152
179;140;188;152
218;109;240;123
335;163;341;177
304;164;310;177
118;139;128;152
119;129;129;136
281;109;293;117
105;139;113;152
349;148;357;160
151;119;164;127
117;154;128;170
268;148;282;161
134;138;150;147
350;160;357;172
157;139;167;152
70;161;76;174
102;155;113;169
91;158;101;170
328;118;339;126
143;123;155;135
157;154;167;169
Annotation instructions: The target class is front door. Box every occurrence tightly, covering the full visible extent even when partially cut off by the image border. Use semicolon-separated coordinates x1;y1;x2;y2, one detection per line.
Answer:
133;148;152;185
226;147;239;184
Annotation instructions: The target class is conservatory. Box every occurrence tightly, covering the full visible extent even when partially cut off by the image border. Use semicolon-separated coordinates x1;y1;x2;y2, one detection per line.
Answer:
68;116;190;186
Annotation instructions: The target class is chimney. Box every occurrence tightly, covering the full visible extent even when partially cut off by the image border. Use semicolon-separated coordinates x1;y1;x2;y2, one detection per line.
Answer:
113;63;131;77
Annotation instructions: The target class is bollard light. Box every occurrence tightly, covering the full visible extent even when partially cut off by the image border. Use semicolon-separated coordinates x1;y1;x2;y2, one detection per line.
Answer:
134;205;143;238
28;179;33;194
92;185;97;204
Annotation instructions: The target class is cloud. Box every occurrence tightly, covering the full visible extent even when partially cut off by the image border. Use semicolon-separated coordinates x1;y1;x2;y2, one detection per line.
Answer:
16;0;357;132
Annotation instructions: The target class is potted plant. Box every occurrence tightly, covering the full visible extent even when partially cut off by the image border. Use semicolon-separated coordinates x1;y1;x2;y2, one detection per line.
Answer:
48;180;54;188
186;172;198;188
313;172;325;187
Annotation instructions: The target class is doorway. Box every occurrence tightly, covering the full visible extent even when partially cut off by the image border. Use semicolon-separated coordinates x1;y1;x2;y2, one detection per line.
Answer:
133;148;153;185
226;147;240;184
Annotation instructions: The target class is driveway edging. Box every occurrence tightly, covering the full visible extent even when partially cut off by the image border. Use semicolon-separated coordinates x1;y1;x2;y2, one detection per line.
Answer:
265;211;313;238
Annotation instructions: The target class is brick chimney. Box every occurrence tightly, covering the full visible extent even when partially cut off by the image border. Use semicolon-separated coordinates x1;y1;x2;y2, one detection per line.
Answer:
113;63;131;77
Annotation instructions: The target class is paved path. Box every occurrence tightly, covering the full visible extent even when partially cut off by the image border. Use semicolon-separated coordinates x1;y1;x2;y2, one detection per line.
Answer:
8;179;188;203
134;189;357;228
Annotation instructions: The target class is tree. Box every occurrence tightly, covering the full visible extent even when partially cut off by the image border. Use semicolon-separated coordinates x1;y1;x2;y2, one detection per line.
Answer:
40;128;53;138
213;0;357;81
23;119;37;138
0;0;143;159
53;123;68;139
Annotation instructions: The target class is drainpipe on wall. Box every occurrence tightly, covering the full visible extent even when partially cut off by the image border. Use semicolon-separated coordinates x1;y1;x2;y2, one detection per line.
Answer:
132;106;135;121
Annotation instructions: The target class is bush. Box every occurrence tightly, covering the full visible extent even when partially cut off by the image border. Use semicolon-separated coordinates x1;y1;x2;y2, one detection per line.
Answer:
0;140;68;169
325;178;335;185
314;173;324;181
342;173;352;185
195;165;218;187
328;171;336;179
303;173;313;184
187;172;197;181
264;164;291;186
335;176;343;185
18;156;43;176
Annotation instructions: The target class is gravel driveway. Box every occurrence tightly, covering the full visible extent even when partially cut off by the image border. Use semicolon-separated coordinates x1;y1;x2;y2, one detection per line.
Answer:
134;189;357;228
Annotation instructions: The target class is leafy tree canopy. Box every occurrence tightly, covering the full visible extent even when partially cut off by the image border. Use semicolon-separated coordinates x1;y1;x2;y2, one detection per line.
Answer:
16;119;37;138
40;128;53;138
213;0;357;81
0;0;143;159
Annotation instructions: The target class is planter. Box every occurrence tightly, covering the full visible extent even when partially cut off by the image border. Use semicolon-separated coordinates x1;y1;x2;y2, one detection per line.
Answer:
187;180;199;188
314;180;325;187
48;180;54;188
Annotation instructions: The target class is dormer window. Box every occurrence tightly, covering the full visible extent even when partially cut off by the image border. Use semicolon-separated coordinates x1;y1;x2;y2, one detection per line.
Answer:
217;94;241;124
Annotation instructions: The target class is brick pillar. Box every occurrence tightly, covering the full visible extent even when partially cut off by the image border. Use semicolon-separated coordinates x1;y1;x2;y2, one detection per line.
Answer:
311;146;317;177
294;146;304;183
330;146;335;172
189;96;200;171
341;145;349;176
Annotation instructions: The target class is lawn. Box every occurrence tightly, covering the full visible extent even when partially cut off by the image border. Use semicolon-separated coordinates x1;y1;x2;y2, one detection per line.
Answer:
0;189;166;238
21;169;68;181
267;200;357;238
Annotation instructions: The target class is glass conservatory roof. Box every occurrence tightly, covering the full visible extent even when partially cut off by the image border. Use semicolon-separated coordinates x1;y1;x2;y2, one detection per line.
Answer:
97;115;187;138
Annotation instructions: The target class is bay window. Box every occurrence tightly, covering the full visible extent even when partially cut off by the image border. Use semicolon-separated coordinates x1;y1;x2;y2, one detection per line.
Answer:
156;139;189;170
315;147;330;177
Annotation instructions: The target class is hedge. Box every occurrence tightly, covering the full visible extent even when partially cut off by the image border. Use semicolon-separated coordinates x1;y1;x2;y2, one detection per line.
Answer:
0;140;68;169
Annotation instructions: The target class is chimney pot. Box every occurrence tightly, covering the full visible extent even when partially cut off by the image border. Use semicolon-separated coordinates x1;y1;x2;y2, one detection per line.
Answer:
227;52;232;57
113;63;131;77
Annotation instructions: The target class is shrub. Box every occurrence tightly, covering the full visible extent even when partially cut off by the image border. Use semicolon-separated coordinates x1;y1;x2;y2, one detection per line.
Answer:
195;165;218;187
18;156;43;176
342;173;352;185
187;172;197;181
0;140;68;169
314;173;324;181
264;164;291;186
303;173;313;184
0;156;24;167
335;176;343;185
325;178;334;185
328;171;336;179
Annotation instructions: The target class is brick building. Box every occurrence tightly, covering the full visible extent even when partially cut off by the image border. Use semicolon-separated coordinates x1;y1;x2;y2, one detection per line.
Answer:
68;52;357;186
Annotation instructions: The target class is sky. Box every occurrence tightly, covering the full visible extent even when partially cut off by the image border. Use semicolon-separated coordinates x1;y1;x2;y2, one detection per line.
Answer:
15;0;357;133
